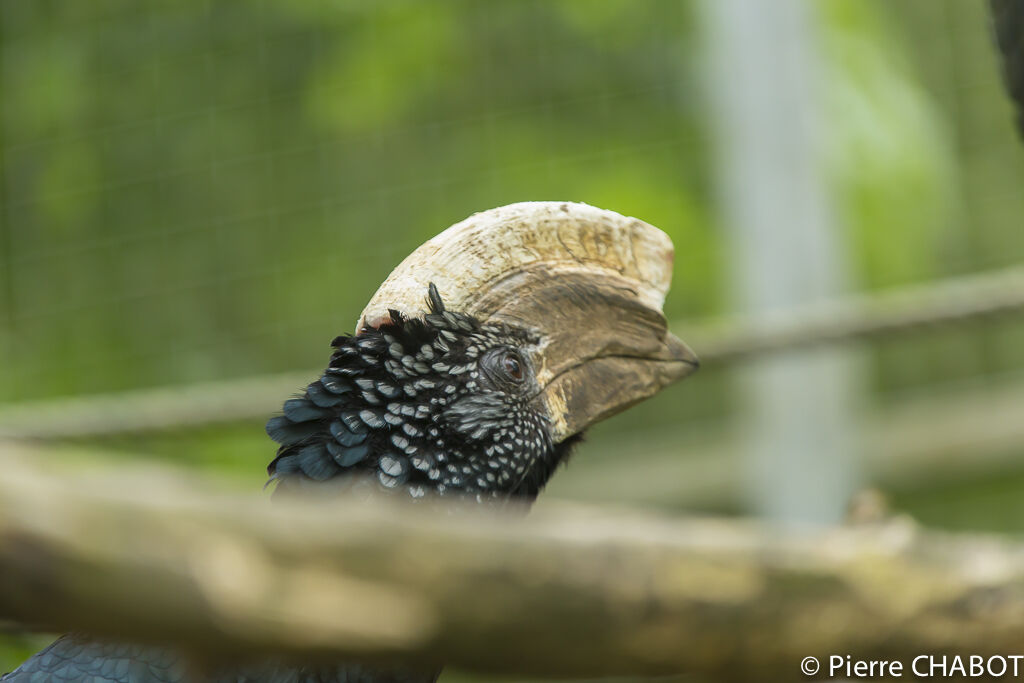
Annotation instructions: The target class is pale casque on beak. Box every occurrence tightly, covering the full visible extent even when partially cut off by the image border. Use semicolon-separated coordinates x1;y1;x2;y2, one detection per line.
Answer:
356;201;699;444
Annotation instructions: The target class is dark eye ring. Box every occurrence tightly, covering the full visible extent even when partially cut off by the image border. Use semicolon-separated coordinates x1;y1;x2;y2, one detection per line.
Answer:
502;352;524;381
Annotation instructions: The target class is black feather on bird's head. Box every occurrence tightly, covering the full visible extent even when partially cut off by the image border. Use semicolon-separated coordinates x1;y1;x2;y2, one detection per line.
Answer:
267;284;578;501
267;202;699;503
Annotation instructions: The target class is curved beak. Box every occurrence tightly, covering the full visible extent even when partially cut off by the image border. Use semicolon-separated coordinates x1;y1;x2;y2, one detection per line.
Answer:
538;330;697;443
488;270;699;443
355;202;698;442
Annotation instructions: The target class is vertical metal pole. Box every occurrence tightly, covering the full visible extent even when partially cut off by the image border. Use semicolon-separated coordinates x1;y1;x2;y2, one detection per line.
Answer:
699;0;861;524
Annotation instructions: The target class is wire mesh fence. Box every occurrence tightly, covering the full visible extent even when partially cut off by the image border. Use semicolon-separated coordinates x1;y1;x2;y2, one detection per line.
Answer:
2;0;1024;679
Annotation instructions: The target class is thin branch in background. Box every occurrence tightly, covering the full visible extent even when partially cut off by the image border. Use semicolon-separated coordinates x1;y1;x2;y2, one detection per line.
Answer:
3;265;1024;441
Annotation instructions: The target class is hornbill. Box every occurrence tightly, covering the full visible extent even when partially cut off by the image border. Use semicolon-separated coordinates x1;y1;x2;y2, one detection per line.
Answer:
3;202;698;682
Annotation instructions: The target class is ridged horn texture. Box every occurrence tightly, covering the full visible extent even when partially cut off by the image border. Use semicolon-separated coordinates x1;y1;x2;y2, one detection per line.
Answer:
358;201;698;442
358;201;673;331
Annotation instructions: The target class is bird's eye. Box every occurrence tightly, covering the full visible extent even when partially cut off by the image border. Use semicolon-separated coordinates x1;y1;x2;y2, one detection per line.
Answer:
481;348;528;387
501;352;524;381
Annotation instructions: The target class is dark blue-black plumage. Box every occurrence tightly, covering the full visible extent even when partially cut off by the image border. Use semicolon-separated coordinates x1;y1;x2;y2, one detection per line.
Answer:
264;284;575;502
6;634;440;683
4;286;577;682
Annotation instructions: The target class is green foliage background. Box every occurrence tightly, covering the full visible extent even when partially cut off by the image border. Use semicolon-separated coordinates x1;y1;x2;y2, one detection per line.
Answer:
2;0;1024;675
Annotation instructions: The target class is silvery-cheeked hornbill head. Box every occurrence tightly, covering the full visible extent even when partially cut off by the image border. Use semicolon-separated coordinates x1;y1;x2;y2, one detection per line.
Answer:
268;202;698;500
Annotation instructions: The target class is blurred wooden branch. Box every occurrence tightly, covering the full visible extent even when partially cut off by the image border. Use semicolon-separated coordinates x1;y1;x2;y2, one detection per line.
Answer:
689;265;1024;364
4;265;1024;442
549;373;1024;508
6;364;1024;511
3;445;1024;681
0;372;315;440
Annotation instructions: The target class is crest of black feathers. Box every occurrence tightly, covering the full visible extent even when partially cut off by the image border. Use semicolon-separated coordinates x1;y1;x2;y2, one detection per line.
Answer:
266;283;577;502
